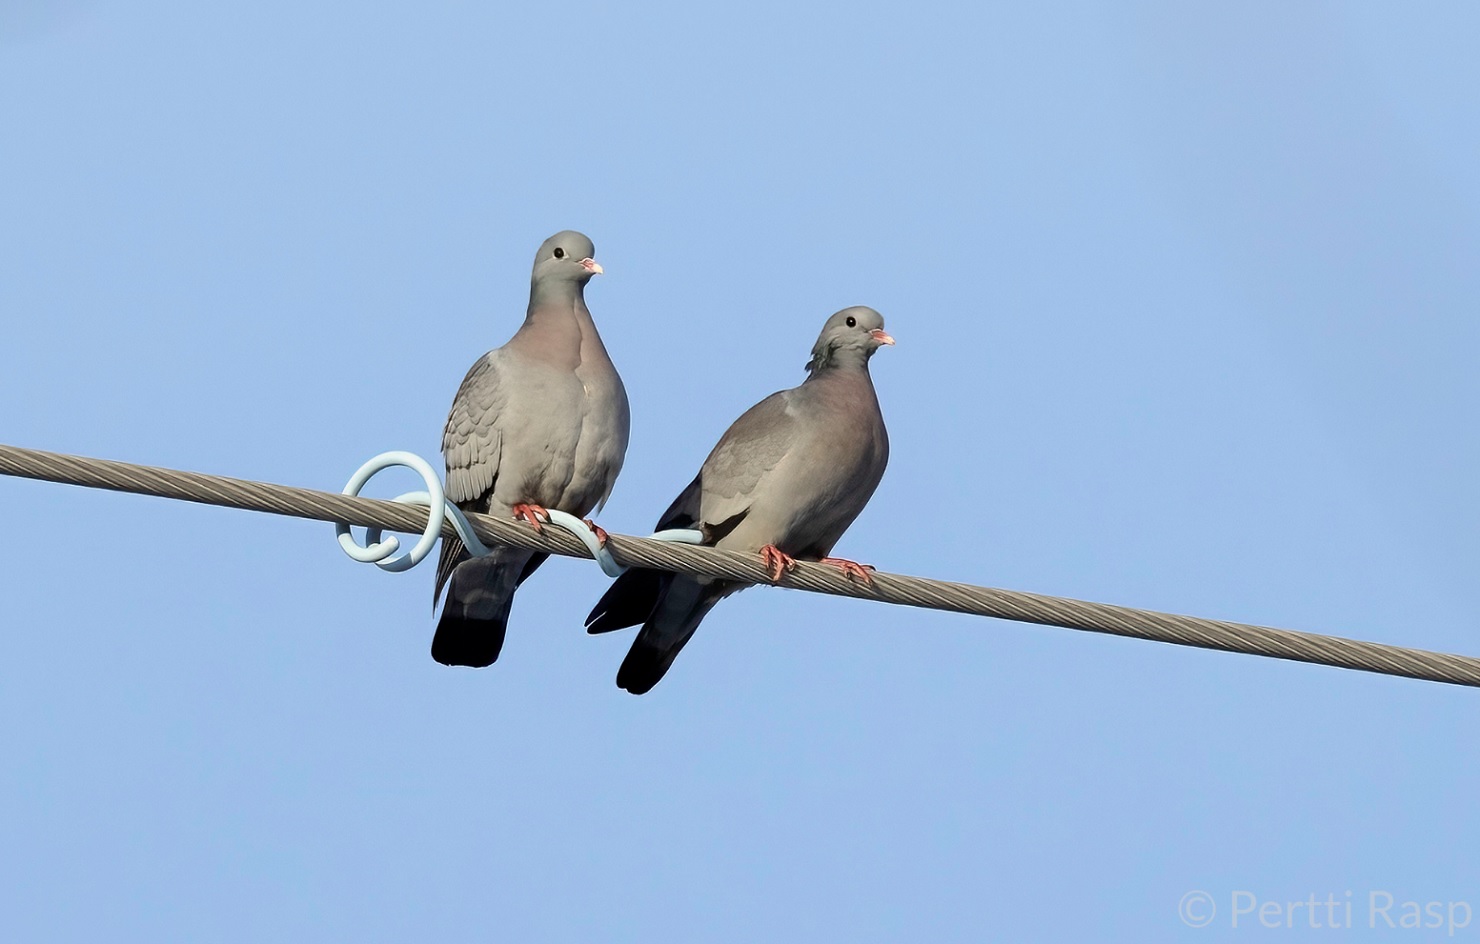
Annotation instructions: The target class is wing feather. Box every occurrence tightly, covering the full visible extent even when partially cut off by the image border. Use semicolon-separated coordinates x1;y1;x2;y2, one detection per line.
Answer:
441;353;506;505
694;391;798;531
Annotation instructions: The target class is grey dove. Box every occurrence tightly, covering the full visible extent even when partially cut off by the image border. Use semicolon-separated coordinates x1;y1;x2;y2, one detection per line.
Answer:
586;306;893;694
433;231;629;667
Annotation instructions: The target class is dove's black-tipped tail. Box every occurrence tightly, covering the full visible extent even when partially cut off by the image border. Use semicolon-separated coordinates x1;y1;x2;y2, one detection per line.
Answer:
586;568;672;634
431;609;510;668
616;634;685;695
432;544;547;668
612;576;729;695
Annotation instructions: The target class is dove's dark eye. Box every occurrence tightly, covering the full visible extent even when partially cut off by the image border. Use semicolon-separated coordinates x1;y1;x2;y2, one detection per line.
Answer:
553;247;566;259
845;316;857;327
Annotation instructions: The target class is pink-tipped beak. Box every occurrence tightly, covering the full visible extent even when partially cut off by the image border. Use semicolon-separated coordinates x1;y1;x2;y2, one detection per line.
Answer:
580;258;604;275
870;328;896;345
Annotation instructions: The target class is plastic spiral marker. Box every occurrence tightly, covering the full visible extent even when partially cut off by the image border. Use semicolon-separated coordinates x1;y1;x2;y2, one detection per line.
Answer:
335;451;703;577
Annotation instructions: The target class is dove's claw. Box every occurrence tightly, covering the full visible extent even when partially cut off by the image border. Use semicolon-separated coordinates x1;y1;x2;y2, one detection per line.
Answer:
512;503;550;533
820;557;876;585
583;519;610;548
759;545;797;583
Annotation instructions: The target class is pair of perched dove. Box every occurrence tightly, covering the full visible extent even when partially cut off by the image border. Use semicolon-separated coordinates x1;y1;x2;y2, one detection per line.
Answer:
433;231;893;694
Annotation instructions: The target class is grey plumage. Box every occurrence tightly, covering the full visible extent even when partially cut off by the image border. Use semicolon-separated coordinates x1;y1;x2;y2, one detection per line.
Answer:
433;231;629;667
587;306;893;694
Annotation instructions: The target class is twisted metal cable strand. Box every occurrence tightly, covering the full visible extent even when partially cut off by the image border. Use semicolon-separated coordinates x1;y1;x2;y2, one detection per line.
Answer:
2;442;1477;688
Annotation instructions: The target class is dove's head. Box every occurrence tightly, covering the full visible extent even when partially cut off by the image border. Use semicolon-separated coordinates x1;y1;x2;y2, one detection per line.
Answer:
805;306;895;374
531;230;603;289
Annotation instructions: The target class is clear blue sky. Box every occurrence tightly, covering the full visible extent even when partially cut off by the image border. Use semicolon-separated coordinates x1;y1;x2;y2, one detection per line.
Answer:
3;2;1478;940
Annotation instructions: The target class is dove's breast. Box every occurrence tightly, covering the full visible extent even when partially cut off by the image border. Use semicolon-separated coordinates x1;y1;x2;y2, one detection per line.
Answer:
563;331;630;515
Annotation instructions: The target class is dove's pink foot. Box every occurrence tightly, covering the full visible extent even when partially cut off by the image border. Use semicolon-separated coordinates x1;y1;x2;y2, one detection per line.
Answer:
512;503;550;533
821;557;876;586
759;545;797;583
583;519;610;548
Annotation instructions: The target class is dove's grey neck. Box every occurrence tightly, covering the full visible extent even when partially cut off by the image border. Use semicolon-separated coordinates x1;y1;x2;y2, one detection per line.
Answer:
799;353;881;423
516;281;607;368
527;275;588;312
805;344;874;379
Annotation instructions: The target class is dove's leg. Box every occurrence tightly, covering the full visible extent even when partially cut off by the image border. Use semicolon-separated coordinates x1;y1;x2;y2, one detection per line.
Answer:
820;557;876;586
759;545;797;583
